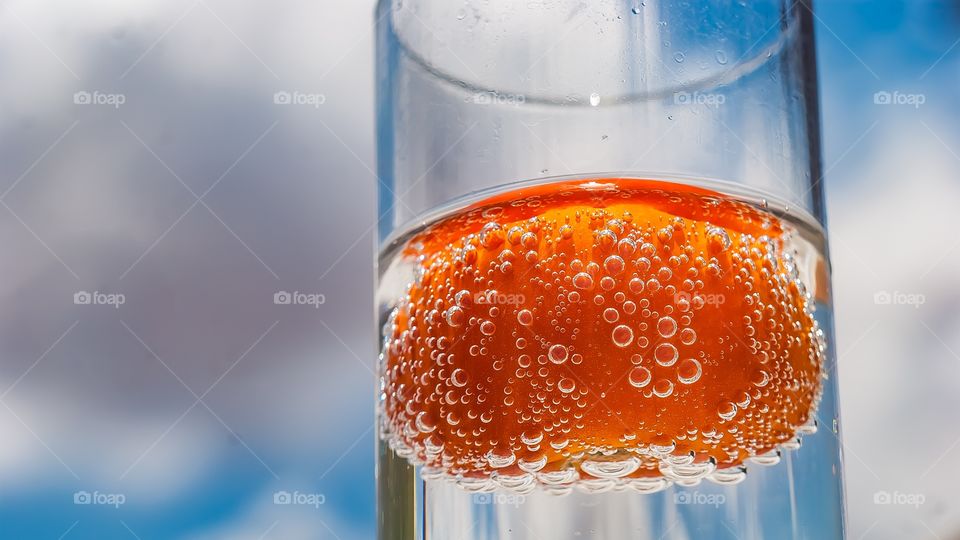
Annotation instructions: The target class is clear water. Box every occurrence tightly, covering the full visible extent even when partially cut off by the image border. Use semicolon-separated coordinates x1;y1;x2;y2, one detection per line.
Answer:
376;177;845;540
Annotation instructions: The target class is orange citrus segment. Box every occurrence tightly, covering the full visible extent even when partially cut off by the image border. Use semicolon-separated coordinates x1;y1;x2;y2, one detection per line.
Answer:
380;178;824;491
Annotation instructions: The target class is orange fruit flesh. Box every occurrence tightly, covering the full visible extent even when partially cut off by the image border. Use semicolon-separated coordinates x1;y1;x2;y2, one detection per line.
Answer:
381;178;824;489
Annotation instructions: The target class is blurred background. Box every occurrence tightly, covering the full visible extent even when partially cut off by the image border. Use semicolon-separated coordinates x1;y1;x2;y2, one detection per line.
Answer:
0;0;956;538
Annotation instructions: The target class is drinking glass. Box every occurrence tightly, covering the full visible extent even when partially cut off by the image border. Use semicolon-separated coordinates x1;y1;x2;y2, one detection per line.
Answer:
375;1;845;538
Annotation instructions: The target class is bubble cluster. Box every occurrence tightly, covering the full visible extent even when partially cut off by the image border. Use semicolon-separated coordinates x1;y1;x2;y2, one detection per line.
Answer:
379;178;825;495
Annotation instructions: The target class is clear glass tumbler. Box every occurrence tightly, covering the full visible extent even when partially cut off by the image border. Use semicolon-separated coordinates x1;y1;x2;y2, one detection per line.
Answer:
375;1;845;539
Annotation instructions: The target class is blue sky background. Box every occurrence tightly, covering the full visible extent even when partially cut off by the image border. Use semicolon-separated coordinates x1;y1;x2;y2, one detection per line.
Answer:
0;1;958;539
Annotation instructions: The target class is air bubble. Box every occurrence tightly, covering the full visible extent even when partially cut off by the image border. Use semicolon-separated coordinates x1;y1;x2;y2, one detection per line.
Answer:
718;401;738;421
480;320;496;335
653;379;674;398
548;344;569;364
604;255;625;275
521;430;544;446
654;343;678;366
521;232;538;249
629;367;651;388
573;272;594;290
657;316;677;338
581;457;640;478
518;455;548;473
677;359;702;384
485;448;516;468
612;325;634;347
445;306;464;327
707;226;732;251
480;222;504;249
751;369;770;387
415;411;437;433
450;368;468;387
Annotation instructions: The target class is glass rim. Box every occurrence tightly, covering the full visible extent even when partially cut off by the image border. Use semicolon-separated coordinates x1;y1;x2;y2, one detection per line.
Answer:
383;3;800;106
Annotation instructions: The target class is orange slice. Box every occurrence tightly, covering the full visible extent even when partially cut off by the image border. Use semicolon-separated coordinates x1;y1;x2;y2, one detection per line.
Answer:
380;178;824;490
